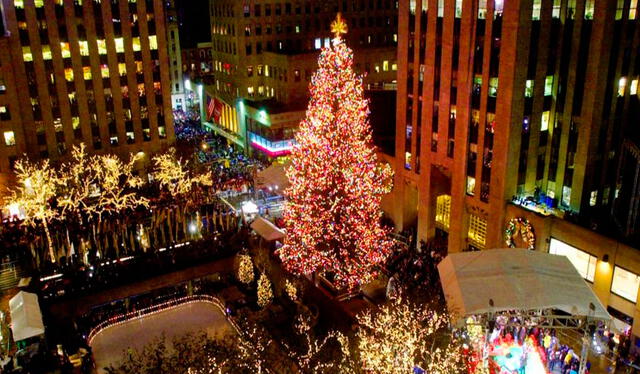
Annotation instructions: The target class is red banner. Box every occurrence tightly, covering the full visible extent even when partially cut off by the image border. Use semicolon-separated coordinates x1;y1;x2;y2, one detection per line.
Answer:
207;97;223;123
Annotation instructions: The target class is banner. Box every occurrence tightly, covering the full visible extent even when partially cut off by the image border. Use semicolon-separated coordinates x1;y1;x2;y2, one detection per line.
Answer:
207;97;224;123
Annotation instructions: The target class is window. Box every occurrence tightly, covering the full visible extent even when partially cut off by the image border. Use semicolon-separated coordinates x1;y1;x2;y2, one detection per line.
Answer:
618;77;627;97
115;38;125;53
488;77;498;97
631;0;638;19
532;0;541;20
435;195;451;229
612;266;640;303
383;60;389;71
0;106;10;121
590;190;598;206
631;79;638;95
466;176;476;195
22;46;33;62
549;239;597;282
541;111;550;131
468;214;487;247
525;80;534;97
3;131;15;146
149;35;158;50
247;66;253;77
314;38;322;49
544;75;554;96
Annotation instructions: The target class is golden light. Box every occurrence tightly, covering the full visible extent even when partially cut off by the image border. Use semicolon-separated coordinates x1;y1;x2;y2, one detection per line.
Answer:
330;13;348;39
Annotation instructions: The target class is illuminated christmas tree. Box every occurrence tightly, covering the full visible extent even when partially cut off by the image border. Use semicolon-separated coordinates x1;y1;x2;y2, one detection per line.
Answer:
237;254;255;285
277;14;394;290
257;272;273;308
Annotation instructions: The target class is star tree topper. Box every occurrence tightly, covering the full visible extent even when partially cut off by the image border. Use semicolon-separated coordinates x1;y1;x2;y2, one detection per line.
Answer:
331;13;348;42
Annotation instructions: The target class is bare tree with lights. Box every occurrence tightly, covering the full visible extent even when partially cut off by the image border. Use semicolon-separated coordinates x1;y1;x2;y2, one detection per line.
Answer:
277;14;394;290
5;159;63;263
356;296;463;374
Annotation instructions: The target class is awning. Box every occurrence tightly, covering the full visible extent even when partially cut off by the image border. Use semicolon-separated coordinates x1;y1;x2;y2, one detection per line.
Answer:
437;248;611;323
250;216;285;241
10;291;45;342
255;162;290;191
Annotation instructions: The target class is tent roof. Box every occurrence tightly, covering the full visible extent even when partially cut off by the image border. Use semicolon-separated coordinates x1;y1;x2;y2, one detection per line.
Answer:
437;249;610;322
10;291;44;342
251;216;285;241
256;162;290;190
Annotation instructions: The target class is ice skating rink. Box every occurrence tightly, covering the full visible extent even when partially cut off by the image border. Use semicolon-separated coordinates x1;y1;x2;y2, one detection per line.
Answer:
90;301;233;373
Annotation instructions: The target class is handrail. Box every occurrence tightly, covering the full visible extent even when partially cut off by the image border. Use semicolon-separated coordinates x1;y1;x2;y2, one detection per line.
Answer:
87;294;241;345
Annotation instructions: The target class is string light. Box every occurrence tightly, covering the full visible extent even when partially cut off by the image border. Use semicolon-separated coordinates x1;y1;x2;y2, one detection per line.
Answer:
277;15;394;290
257;272;273;308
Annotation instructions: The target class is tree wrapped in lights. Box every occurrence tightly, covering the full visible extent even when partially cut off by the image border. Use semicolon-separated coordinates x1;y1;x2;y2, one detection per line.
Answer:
257;272;273;308
5;159;62;263
152;148;212;202
237;254;255;285
356;296;463;374
277;13;393;290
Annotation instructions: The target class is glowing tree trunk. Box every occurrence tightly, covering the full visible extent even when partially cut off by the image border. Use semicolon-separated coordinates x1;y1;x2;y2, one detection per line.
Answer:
277;14;393;290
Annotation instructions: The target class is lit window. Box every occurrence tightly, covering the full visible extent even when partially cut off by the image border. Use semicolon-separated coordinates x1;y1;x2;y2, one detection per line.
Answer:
118;63;127;76
383;60;389;71
404;152;411;170
247;86;254;96
314;38;322;50
295;25;300;33
132;37;142;52
562;185;571;207
455;0;462;17
393;34;398;42
549;238;597;282
466;176;476;195
72;117;80;130
437;0;444;17
115;38;125;53
324;38;330;48
541;111;549;131
392;63;397;71
478;0;487;18
544;75;554;96
149;35;158;50
42;45;52;60
79;41;89;56
64;68;74;81
34;0;44;6
468;214;487;247
101;65;110;78
97;39;107;55
532;0;542;20
525;80;534;97
14;0;24;8
374;65;380;73
552;0;561;18
589;190;597;206
22;46;33;62
631;79;638;95
631;0;638;19
435;195;451;230
60;42;71;58
612;266;640;303
158;126;166;138
584;0;594;19
258;86;264;95
618;77;627;96
488;77;498;97
3;131;15;146
83;66;92;80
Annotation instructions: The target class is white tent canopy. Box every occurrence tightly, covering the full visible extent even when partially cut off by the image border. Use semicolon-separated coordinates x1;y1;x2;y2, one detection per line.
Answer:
251;216;285;241
10;291;44;342
437;248;610;323
255;162;290;191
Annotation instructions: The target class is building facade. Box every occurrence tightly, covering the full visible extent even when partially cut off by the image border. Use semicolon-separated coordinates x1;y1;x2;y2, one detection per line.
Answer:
208;0;399;158
393;0;640;334
166;0;185;110
0;0;175;187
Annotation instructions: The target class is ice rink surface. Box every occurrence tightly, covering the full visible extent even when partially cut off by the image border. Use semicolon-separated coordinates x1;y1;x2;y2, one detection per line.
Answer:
90;301;233;373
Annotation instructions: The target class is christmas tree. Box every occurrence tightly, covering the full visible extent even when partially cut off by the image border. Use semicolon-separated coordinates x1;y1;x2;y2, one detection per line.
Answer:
277;14;394;290
257;272;273;308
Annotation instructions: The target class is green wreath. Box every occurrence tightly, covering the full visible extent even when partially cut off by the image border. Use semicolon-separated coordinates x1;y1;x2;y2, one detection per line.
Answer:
505;217;535;250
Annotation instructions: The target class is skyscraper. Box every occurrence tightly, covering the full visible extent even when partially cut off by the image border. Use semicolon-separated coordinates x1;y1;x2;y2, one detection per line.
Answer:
394;0;639;253
0;0;175;187
207;0;399;157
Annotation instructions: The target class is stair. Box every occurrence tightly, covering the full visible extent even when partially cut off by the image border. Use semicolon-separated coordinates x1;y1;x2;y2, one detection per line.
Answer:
0;262;26;291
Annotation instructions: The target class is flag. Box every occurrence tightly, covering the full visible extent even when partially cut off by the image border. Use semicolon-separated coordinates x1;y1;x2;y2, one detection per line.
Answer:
208;97;223;123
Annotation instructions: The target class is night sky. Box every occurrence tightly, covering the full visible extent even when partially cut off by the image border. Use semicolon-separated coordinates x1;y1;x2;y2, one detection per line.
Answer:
175;0;211;48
